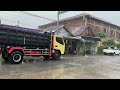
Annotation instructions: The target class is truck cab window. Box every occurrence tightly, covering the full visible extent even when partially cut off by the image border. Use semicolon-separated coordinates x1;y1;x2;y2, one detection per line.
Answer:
56;37;64;45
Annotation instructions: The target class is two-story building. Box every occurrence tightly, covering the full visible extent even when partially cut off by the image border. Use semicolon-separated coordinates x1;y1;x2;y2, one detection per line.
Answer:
38;12;120;54
39;12;120;39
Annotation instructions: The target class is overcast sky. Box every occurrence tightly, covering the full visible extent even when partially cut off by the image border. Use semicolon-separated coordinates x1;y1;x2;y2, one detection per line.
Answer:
0;11;120;29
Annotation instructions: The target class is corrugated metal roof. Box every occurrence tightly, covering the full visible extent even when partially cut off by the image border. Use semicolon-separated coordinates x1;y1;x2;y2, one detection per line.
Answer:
45;26;58;32
71;26;88;36
44;25;74;36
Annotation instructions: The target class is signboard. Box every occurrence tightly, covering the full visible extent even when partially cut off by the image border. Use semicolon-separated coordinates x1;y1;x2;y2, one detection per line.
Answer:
58;11;68;15
85;39;94;43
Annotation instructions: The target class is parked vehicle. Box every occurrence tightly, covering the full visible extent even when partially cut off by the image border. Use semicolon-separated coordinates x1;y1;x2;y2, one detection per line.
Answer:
0;24;65;64
103;47;120;56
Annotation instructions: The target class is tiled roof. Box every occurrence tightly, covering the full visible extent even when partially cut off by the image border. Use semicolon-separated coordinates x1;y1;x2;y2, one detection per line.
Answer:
39;13;87;27
39;12;120;28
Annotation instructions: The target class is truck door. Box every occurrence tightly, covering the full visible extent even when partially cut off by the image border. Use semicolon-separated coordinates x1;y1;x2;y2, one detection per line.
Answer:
54;36;65;55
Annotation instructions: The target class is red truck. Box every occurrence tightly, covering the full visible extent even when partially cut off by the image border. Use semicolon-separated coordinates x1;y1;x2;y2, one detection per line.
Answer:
0;24;65;64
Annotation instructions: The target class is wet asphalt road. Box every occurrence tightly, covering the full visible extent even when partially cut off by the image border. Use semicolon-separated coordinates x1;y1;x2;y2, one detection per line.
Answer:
0;55;120;79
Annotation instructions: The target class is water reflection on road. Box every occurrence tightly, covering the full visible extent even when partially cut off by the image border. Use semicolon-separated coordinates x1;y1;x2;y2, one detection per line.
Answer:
0;55;120;79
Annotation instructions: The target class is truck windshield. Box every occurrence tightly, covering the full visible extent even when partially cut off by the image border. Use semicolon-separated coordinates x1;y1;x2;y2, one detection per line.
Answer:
56;37;64;45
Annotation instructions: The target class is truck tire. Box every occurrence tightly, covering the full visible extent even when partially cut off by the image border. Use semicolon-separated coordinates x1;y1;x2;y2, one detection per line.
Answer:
52;51;61;60
9;51;23;64
44;56;50;60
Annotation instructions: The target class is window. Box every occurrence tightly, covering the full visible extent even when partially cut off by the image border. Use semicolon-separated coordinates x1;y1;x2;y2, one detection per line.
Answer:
114;31;116;37
119;33;120;38
116;31;119;38
56;37;64;45
103;28;107;33
110;30;113;36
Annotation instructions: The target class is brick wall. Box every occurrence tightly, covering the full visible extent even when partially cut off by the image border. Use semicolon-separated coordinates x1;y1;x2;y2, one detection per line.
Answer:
39;17;85;31
86;18;120;39
64;18;85;31
39;16;120;39
81;28;94;37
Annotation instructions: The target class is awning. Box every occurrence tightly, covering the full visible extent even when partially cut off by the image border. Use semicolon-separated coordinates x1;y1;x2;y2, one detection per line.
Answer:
81;36;101;42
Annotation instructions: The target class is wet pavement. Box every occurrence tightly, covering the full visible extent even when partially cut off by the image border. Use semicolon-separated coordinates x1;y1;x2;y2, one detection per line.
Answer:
0;55;120;79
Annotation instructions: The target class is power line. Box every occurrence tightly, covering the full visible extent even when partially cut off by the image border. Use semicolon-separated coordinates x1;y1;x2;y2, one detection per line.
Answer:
0;17;37;28
19;11;56;21
0;11;56;28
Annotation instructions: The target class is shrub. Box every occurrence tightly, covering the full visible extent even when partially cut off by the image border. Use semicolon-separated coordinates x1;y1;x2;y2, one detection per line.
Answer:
102;39;115;47
96;33;106;39
97;46;108;54
116;44;120;49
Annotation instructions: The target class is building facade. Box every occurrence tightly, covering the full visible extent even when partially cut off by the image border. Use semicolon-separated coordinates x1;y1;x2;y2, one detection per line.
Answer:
38;13;120;54
39;13;120;41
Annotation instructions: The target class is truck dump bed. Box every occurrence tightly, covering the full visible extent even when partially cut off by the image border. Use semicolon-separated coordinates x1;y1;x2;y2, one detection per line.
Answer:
0;24;51;49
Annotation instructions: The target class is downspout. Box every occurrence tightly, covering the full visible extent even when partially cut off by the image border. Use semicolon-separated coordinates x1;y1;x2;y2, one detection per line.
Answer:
85;16;88;26
83;15;86;26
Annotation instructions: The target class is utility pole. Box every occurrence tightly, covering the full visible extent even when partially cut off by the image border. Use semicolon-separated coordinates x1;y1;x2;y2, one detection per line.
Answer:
57;11;60;29
57;11;68;29
82;38;87;57
17;20;20;27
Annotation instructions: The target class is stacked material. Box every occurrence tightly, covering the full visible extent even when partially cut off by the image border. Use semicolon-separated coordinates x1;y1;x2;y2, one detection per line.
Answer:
0;24;51;49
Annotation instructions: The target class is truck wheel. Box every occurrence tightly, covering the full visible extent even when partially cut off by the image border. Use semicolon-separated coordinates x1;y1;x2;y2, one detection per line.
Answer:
44;56;50;60
52;51;61;60
9;51;23;64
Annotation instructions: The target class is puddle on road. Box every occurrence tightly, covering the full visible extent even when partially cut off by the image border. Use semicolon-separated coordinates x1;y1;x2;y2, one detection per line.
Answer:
48;64;65;79
0;55;120;79
23;56;44;63
0;56;67;77
0;57;45;76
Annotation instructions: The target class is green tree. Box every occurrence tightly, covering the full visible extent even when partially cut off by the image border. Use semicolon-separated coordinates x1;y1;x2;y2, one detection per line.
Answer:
96;33;106;39
102;39;115;47
116;44;120;49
